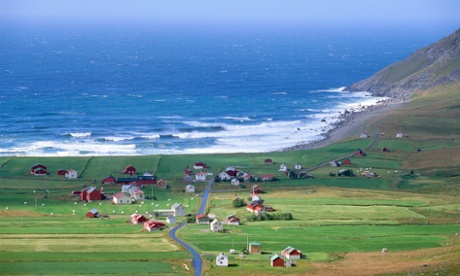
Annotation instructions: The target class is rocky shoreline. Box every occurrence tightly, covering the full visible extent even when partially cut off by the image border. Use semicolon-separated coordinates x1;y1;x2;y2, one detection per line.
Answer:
283;98;409;151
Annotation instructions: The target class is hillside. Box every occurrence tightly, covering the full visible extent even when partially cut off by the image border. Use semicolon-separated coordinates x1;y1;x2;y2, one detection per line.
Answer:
346;28;460;99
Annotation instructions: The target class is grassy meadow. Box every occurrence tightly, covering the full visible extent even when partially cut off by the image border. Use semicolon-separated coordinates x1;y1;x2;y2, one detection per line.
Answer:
1;84;460;275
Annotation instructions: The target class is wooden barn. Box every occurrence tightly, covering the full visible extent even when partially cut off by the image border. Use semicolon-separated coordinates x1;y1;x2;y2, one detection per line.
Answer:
123;164;136;175
143;220;165;232
101;175;116;184
81;187;102;202
194;162;207;169
270;254;285;267
130;214;148;225
57;169;68;176
30;163;47;174
281;246;303;260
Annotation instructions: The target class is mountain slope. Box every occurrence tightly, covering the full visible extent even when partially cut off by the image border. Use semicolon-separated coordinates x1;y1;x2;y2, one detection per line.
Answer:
347;28;460;99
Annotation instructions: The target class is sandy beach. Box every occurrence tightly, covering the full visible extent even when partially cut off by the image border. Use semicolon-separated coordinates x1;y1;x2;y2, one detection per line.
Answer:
284;98;409;151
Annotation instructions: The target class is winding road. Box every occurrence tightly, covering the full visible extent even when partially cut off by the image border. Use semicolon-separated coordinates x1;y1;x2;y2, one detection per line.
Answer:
168;178;214;276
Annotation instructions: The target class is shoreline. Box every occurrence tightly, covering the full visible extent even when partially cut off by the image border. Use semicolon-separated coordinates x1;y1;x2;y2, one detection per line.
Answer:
283;97;409;151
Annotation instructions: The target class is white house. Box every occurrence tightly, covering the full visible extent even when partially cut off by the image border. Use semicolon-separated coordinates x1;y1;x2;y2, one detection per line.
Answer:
166;215;177;224
278;163;287;172
218;172;231;181
231;178;240;186
171;202;186;217
396;132;403;138
360;132;370;139
112;192;132;205
294;163;302;170
122;184;136;193
65;169;78;179
195;171;207;182
185;184;195;193
210;219;223;232
216;252;228;267
130;188;145;201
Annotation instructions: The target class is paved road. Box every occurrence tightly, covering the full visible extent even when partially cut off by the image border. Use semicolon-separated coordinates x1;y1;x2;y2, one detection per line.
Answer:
168;178;214;276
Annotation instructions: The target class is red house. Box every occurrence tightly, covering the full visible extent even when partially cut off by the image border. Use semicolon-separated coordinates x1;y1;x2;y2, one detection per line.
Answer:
354;149;366;157
30;163;47;174
342;159;351;165
264;158;273;165
101;175;116;184
157;179;167;188
123;164;136;176
247;203;265;214
136;175;157;185
143;219;165;232
57;169;68;176
281;246;302;260
270;254;285;267
81;186;102;202
86;209;100;218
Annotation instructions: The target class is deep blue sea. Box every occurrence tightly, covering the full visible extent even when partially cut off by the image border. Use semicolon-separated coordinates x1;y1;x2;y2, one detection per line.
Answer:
0;21;456;156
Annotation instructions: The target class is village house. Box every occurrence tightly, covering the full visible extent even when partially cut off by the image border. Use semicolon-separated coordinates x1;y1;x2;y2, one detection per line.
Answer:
270;254;285;267
342;159;351;165
101;175;116;184
130;188;145;201
278;163;287;172
281;246;303;260
194;162;207;169
112;192;132;204
354;149;366;157
218;172;232;181
166;215;176;224
185;184;195;193
184;175;193;184
136;175;157;185
81;186;102;202
225;167;238;177
360;132;370;139
223;214;240;225
86;208;100;218
396;132;404;138
216;253;229;267
196;214;210;225
294;163;302;170
249;242;261;254
122;184;136;193
130;214;148;225
30;163;47;175
247;202;265;215
143;219;165;232
183;165;193;175
251;184;263;194
195;171;207;182
122;164;136;176
210;219;224;232
171;202;186;217
65;169;78;179
243;173;252;182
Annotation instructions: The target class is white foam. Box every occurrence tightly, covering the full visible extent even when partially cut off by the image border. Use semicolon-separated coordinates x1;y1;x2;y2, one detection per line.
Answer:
69;132;91;138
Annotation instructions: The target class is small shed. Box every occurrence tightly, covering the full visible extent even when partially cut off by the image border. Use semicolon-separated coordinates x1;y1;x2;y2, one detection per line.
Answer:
216;253;228;267
264;158;273;165
270;254;285;267
396;132;403;138
210;219;223;232
194;162;207;169
278;163;287;172
86;209;100;218
65;169;78;179
281;246;303;260
249;242;261;254
157;179;167;188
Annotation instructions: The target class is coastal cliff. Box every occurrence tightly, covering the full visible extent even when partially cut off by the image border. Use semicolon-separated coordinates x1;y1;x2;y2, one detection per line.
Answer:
346;28;460;99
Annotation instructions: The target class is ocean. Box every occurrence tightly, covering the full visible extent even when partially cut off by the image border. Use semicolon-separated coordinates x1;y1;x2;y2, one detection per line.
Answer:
0;21;455;156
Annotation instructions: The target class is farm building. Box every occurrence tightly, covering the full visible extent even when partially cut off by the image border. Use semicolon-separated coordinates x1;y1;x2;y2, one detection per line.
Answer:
270;254;285;267
210;219;223;232
123;164;136;175
81;187;102;202
261;174;275;181
86;209;100;218
216;253;228;267
130;188;145;200
264;158;273;164
65;169;77;179
101;175;116;184
166;215;176;224
136;175;157;185
342;159;351;165
185;184;195;193
243;173;252;182
157;179;167;188
57;169;67;176
360;132;370;139
281;246;303;260
225;167;238;177
143;220;165;232
183;165;193;175
249;242;261;254
122;184;136;193
196;214;210;225
354;149;366;157
223;215;240;225
194;162;207;169
231;178;240;186
247;203;265;214
396;132;403;138
171;202;186;217
116;177;137;184
130;214;148;225
294;163;302;170
30;163;47;174
112;192;132;204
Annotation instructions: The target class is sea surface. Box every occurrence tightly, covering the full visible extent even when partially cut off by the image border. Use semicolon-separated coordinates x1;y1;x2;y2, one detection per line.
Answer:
0;21;456;156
